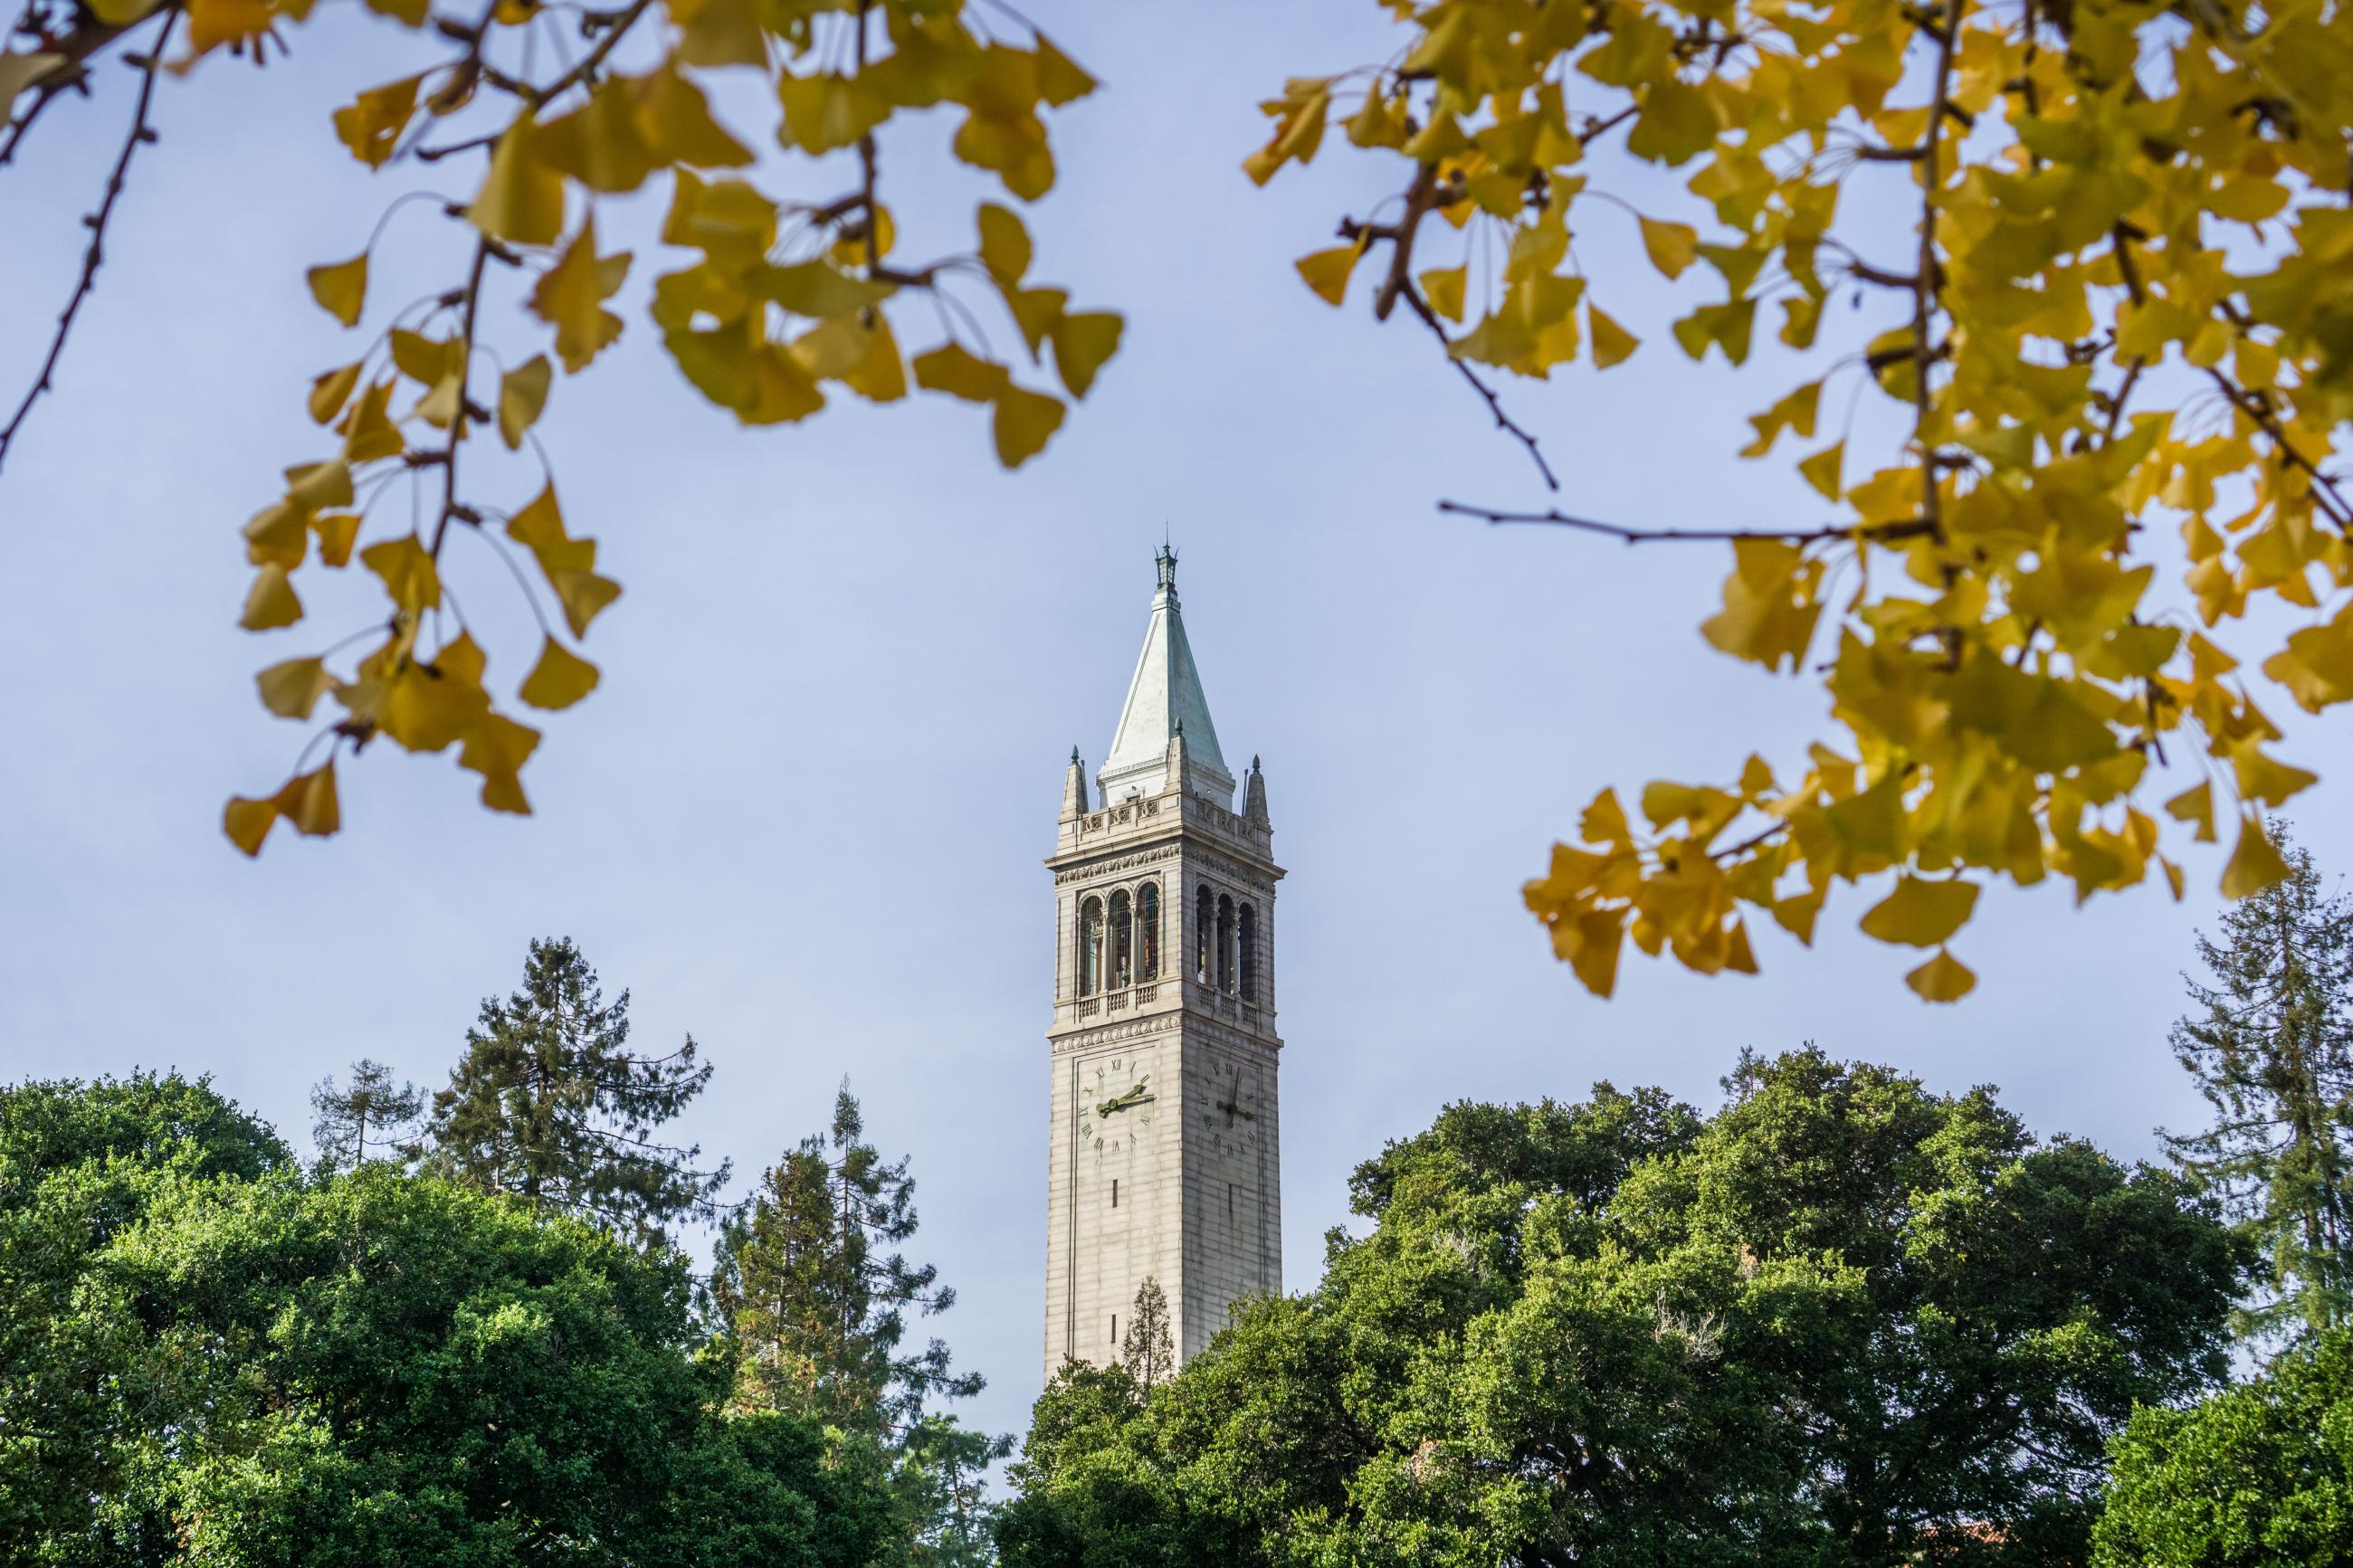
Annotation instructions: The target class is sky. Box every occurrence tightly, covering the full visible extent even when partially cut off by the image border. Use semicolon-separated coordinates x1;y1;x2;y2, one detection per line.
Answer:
4;1;2348;1453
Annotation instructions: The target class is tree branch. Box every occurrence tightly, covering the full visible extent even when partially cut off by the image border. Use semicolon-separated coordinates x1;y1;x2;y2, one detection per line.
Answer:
1401;285;1559;492
1438;499;1936;546
0;8;176;477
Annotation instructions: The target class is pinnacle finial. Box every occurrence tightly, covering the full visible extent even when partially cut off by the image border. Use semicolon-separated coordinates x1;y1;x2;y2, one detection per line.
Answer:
1155;542;1177;593
1252;755;1261;773
1174;717;1185;736
1071;746;1081;766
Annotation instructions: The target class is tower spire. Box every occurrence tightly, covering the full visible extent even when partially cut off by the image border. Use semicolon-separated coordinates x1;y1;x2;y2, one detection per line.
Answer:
1099;549;1232;803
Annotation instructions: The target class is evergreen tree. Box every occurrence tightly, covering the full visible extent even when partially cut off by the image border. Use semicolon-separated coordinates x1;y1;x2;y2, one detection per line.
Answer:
2166;821;2353;1342
413;936;728;1244
714;1081;983;1436
310;1057;423;1171
1121;1277;1174;1388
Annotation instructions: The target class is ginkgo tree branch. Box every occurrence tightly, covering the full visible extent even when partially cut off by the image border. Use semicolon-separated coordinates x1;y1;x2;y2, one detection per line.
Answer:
1438;499;1936;546
0;5;175;477
1399;285;1560;493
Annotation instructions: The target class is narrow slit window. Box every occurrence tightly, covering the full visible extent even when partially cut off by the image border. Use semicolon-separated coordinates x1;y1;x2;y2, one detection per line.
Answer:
1227;1183;1235;1220
1111;1178;1119;1208
1110;1314;1118;1345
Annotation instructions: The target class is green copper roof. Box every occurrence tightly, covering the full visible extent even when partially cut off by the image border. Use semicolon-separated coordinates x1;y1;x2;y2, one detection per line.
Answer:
1098;548;1233;803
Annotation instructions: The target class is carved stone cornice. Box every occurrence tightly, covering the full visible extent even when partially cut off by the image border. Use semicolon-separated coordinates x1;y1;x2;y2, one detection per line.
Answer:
1053;843;1182;885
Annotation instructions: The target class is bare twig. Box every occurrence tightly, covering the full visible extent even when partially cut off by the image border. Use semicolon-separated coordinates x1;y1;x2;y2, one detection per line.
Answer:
0;6;176;477
428;236;491;555
0;11;145;167
1438;498;1937;546
1400;286;1559;492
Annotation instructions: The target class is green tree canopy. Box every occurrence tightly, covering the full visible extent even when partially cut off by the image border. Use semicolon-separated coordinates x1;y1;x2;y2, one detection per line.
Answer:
2094;1326;2353;1567
0;1071;291;1559
1001;1051;2246;1567
2166;821;2353;1343
414;936;729;1243
1;1073;891;1568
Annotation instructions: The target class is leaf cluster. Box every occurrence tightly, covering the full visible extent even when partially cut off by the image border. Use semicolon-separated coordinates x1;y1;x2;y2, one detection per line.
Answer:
1253;0;2353;999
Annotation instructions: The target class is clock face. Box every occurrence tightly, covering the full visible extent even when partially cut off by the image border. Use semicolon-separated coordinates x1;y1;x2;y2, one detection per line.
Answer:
1205;1059;1263;1156
1076;1051;1157;1157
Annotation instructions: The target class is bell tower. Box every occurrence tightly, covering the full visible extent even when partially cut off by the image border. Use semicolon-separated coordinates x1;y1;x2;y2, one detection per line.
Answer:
1043;548;1283;1381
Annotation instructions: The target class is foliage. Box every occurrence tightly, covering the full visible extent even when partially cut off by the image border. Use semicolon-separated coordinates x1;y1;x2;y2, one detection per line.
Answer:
0;1071;291;1560
711;1080;979;1435
2093;1326;2353;1567
1;0;1118;847
309;1055;424;1171
1119;1276;1173;1388
413;935;729;1243
1253;0;2353;1000
1000;1051;2245;1566
2166;820;2353;1343
895;1412;1015;1568
0;1072;894;1568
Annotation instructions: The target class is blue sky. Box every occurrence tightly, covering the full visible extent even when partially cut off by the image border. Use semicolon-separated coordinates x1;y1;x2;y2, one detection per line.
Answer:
4;1;2347;1449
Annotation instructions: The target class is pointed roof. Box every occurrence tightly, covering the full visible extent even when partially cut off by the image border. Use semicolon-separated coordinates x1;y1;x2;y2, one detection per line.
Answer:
1098;547;1234;803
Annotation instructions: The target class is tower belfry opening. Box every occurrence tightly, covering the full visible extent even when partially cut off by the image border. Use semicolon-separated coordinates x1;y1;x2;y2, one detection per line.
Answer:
1043;550;1284;1380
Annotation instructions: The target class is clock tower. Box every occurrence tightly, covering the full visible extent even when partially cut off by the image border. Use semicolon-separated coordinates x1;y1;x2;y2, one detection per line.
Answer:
1043;548;1283;1381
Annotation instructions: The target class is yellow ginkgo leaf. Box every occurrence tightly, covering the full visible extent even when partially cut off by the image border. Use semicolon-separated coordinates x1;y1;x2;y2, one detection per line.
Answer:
1906;947;1977;1003
223;794;277;857
1638;215;1698;280
308;362;362;425
531;219;630;374
1296;244;1363;308
519;637;601;709
240;565;302;632
499;356;552;449
306;254;367;328
549;567;622;638
332;75;421;167
0;52;61;119
360;535;441;613
2165;781;2215;843
1588;303;1638;368
913;344;1011;404
275;762;340;838
255;657;335;720
1034;34;1096;106
1859;876;1979;947
472;118;564;246
2221;815;2291;899
1048;312;1121;400
993;384;1065;468
1419;266;1466;323
1799;441;1844;501
977;202;1032;287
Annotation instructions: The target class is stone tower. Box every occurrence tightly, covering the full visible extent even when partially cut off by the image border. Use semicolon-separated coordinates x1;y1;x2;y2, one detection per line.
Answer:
1043;548;1282;1381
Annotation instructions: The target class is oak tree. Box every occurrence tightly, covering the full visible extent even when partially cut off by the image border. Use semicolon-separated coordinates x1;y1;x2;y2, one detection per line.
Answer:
1001;1051;2246;1566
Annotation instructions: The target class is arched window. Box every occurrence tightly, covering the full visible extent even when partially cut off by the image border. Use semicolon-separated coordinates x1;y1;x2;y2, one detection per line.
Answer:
1077;897;1103;996
1110;889;1133;989
1138;884;1161;982
1216;894;1235;993
1196;886;1214;982
1239;903;1258;1003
